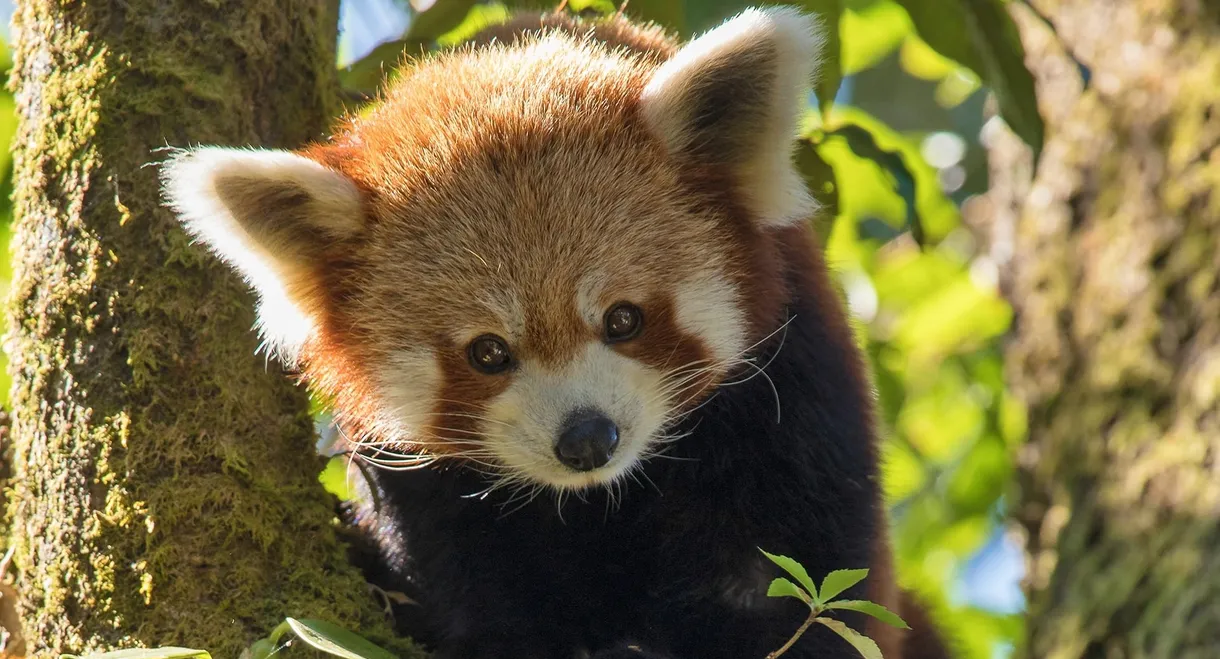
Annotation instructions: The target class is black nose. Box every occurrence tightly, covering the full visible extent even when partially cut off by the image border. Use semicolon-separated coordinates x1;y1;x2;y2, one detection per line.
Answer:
555;410;619;472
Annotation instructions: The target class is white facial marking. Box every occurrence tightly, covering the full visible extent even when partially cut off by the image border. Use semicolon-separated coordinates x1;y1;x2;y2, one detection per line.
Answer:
482;342;668;490
675;272;748;367
576;272;610;326
373;348;443;445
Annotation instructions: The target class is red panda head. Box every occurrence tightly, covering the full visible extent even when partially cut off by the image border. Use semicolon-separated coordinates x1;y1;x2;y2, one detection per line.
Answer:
162;7;824;491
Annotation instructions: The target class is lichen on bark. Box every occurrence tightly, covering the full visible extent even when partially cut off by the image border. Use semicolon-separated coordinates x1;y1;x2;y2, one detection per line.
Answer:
3;1;419;656
969;1;1220;657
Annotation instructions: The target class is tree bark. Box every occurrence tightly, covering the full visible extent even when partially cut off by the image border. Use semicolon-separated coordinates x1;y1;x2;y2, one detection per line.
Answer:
969;1;1220;657
4;1;413;656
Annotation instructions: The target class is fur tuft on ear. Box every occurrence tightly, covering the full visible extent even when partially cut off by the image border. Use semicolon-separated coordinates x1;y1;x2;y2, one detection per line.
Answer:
160;146;365;363
640;7;824;227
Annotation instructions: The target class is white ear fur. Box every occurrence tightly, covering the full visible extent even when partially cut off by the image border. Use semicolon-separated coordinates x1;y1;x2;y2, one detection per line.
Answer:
160;146;364;364
641;7;824;227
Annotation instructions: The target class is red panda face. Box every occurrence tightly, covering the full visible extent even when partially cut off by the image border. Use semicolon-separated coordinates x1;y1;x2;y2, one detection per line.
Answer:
161;8;823;491
327;125;756;490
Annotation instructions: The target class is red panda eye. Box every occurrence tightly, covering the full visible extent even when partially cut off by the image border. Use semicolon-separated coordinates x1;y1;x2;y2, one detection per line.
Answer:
468;335;513;374
604;303;643;343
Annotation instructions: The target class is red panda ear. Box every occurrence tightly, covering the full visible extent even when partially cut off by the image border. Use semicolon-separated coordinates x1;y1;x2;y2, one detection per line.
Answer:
160;146;365;364
640;7;823;227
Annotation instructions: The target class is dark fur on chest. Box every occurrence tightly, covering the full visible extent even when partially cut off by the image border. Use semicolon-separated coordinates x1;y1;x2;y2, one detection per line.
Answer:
348;247;891;659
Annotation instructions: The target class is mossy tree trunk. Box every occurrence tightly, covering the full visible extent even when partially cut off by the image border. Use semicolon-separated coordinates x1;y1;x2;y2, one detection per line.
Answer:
970;1;1220;657
3;1;405;656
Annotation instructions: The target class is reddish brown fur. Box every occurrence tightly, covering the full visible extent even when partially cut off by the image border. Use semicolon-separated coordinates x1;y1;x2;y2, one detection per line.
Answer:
291;23;761;450
613;295;713;402
287;14;939;656
467;12;677;60
678;162;789;344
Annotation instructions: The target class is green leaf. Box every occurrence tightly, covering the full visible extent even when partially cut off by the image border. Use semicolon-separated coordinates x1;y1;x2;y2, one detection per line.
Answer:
285;618;398;659
564;0;620;14
895;0;982;73
891;275;1012;365
825;600;911;629
759;549;819;601
798;0;843;112
830;104;962;243
813;135;907;247
69;649;211;659
436;3;513;47
339;38;427;93
895;0;1043;158
946;438;1012;516
244;639;276;659
817;617;883;659
796;139;839;246
840;1;912;74
829;123;922;245
959;0;1044;159
686;0;755;34
406;0;481;42
319;455;354;501
818;568;869;601
267;620;293;646
767;577;813;603
623;0;687;33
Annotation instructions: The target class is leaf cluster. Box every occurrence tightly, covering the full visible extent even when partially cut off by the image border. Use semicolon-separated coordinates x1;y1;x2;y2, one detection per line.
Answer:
760;550;908;659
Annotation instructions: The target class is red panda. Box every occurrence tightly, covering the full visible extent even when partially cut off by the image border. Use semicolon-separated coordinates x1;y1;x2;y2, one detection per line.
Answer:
161;7;950;659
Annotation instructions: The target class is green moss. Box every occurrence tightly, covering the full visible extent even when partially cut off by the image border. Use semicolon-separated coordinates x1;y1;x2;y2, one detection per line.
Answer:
3;1;425;657
976;5;1220;657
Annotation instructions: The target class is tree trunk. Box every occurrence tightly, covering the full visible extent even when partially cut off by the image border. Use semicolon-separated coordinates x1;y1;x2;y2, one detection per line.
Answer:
969;1;1220;657
4;1;412;656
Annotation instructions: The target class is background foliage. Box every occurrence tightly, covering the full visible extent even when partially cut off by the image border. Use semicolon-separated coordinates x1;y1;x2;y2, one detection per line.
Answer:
0;0;1039;657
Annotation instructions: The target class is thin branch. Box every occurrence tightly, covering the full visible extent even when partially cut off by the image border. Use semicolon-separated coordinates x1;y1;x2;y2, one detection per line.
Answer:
767;609;820;659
